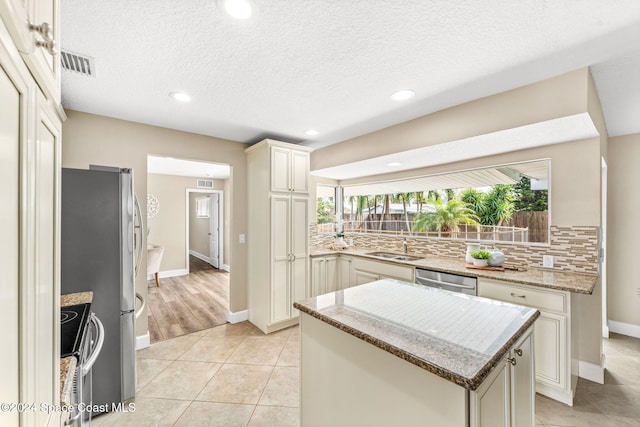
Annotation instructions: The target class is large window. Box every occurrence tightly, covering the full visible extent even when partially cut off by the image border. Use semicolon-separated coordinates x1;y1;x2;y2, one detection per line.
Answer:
336;160;550;244
316;185;335;233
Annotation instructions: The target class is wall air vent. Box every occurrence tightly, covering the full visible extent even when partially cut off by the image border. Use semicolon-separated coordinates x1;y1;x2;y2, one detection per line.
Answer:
60;50;96;77
197;179;214;189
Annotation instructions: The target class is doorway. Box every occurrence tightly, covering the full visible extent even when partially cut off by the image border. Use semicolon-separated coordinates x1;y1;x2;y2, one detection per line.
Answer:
187;189;225;272
146;155;232;342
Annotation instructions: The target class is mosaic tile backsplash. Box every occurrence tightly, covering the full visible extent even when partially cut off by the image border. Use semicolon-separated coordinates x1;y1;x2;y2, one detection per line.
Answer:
310;224;599;275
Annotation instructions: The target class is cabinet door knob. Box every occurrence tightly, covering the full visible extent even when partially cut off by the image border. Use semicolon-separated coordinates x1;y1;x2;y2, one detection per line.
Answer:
514;348;523;357
507;357;517;366
510;292;526;299
29;22;56;55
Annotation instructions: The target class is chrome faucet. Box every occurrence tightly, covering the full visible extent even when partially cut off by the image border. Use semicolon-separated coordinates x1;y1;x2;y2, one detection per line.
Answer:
402;238;408;254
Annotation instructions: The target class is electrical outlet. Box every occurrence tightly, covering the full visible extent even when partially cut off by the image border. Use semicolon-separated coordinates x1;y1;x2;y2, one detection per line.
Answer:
543;255;554;268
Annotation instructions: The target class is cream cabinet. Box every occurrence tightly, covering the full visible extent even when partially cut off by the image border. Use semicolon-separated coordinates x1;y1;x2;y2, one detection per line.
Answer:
0;0;61;104
301;311;535;427
471;329;535;427
478;278;576;406
311;254;413;292
271;144;310;193
246;140;313;333
510;329;535;427
338;255;355;289
0;11;62;426
352;257;414;285
310;256;338;297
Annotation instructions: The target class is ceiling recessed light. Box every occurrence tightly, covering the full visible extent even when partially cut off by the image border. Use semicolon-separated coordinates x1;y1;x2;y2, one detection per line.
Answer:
305;129;319;136
169;91;191;103
390;89;415;101
221;0;253;19
387;162;403;167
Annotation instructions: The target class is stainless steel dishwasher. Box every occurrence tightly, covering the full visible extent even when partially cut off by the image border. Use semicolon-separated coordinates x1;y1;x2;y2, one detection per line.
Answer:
415;268;477;296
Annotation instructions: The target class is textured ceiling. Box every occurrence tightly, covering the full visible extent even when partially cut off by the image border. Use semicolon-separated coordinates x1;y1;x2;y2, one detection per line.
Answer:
61;1;640;151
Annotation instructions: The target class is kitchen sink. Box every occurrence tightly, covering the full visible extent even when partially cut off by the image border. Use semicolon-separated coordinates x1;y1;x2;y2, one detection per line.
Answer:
393;255;423;261
367;252;398;259
366;252;423;262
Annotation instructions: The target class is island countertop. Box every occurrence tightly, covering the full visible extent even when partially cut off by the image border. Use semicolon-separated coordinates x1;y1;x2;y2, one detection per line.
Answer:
294;279;540;390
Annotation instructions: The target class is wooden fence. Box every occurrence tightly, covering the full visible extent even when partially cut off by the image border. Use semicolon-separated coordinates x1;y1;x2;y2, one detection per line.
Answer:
318;211;549;243
506;211;548;243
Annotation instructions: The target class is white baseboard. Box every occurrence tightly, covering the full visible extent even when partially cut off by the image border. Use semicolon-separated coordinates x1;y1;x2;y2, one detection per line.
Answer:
536;382;574;406
190;249;228;271
227;309;248;324
147;268;188;281
189;250;210;263
136;332;150;350
579;355;605;384
608;320;640;339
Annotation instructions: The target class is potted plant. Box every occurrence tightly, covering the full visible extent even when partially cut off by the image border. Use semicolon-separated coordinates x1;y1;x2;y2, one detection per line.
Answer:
470;249;492;267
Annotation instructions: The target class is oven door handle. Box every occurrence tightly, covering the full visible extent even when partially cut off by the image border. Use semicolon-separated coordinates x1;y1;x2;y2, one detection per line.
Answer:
81;314;105;377
416;277;476;290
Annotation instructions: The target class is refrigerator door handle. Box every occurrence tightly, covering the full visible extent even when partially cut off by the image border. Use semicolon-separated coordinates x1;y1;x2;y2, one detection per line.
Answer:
134;195;145;278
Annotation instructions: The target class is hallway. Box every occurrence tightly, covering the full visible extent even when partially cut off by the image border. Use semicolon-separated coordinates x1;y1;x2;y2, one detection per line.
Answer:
147;256;230;342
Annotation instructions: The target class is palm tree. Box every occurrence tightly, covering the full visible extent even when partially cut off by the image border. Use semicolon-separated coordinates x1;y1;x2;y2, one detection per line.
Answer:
397;192;413;233
379;194;390;230
412;199;478;236
461;186;513;226
415;191;426;213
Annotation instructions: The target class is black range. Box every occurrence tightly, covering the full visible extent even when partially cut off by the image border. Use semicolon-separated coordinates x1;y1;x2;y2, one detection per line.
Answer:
61;303;92;358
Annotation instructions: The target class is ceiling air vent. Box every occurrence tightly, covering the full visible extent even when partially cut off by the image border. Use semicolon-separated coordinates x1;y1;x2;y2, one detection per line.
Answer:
197;179;214;189
60;50;95;77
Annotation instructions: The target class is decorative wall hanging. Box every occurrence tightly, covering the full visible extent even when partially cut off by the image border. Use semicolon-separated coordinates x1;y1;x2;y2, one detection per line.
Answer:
147;194;160;218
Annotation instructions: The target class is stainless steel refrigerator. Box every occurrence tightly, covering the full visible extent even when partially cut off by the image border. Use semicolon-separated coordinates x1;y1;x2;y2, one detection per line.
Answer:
61;165;142;410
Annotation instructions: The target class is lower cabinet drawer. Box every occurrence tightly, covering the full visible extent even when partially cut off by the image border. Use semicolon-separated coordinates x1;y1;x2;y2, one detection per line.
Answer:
351;258;414;282
478;278;566;313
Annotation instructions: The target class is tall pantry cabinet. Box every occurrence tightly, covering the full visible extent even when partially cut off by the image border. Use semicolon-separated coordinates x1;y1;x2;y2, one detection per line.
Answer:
246;139;313;333
0;0;64;425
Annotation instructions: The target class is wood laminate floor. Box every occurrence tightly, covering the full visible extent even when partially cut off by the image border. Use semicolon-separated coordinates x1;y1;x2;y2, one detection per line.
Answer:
147;256;229;343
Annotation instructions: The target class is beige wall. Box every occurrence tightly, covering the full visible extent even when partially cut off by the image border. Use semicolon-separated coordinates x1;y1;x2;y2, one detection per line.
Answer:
608;133;640;329
311;67;605;364
147;174;226;271
62;110;248;337
311;68;590;171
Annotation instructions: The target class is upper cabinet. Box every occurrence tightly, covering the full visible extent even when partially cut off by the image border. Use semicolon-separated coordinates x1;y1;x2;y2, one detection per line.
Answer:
271;143;310;194
246;139;313;334
0;4;63;426
0;0;61;103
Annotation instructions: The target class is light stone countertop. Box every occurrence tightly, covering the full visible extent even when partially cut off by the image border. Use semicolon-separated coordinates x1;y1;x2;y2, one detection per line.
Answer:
60;291;93;404
60;356;77;404
310;248;598;294
294;279;540;390
61;291;93;307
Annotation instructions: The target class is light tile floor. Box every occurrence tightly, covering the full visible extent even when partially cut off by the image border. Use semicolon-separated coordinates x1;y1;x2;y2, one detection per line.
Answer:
93;324;639;427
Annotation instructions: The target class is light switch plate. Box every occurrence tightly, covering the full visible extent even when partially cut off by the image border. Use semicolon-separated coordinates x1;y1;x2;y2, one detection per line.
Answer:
239;234;245;244
543;255;554;268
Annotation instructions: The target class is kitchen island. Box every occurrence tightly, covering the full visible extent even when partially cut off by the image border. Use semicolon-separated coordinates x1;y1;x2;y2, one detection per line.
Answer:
294;279;540;427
